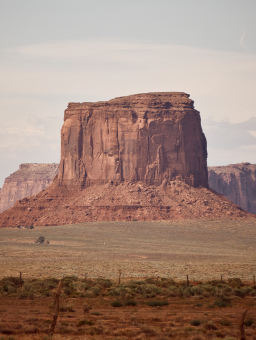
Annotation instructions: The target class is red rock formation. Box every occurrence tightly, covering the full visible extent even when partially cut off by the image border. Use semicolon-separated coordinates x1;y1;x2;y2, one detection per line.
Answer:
58;92;208;188
208;163;256;214
0;163;59;213
0;93;252;228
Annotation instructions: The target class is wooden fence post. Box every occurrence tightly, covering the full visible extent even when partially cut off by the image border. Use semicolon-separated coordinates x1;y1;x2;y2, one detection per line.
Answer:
19;272;22;287
49;279;63;336
118;269;122;285
221;274;224;282
186;275;189;286
240;309;248;340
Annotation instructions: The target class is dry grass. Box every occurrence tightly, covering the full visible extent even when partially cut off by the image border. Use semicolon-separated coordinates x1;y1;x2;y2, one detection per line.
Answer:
0;219;256;280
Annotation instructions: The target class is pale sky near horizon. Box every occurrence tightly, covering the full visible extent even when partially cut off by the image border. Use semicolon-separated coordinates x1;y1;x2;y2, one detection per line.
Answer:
0;0;256;187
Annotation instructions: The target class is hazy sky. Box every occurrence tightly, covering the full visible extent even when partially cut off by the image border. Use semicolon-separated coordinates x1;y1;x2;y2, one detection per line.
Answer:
1;0;256;186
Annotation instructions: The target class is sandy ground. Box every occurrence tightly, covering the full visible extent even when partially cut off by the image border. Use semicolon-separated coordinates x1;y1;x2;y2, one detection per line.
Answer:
1;219;256;281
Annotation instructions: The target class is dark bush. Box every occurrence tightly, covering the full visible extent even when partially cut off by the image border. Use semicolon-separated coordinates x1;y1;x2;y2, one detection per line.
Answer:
214;295;231;308
204;322;218;330
140;326;157;335
194;303;203;307
228;277;242;287
95;278;112;288
124;300;137;306
219;319;232;326
77;319;94;327
111;300;123;307
1;277;20;287
36;236;45;244
146;300;169;307
234;288;246;298
190;319;201;326
244;318;254;327
59;302;74;312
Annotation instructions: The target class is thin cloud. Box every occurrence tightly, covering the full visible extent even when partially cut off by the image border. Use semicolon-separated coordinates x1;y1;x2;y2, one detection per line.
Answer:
240;29;250;52
240;30;246;48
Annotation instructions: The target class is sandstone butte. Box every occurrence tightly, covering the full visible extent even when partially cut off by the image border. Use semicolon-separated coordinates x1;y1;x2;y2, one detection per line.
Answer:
0;92;252;228
208;163;256;214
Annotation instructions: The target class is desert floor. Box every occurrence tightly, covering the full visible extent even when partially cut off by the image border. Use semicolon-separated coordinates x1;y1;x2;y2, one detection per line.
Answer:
1;219;256;281
1;219;256;339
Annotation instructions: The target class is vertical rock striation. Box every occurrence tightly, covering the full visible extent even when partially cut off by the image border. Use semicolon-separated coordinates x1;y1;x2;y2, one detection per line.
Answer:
0;163;59;213
58;92;208;188
208;163;256;214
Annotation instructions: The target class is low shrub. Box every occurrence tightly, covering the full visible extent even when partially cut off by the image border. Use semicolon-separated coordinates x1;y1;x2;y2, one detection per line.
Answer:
111;300;123;307
214;295;231;308
228;277;242;288
77;319;94;327
219;319;232;326
140;325;157;335
146;300;169;307
59;302;74;312
244;318;254;327
108;286;131;298
124;300;137;306
85;286;101;298
91;325;104;334
95;278;112;288
36;236;45;244
183;287;193;298
191;285;203;296
204;322;218;330
91;312;101;316
184;327;194;332
190;319;201;326
234;288;246;298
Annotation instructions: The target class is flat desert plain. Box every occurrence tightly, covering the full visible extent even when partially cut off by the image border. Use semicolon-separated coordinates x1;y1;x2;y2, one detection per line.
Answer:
1;219;256;280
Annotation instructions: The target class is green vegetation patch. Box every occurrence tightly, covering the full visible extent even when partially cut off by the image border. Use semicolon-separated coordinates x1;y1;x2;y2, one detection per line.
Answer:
146;300;169;307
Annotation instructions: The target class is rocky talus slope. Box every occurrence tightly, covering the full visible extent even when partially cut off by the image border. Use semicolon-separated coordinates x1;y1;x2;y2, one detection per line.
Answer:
0;163;59;213
0;93;252;227
0;179;249;227
208;163;256;214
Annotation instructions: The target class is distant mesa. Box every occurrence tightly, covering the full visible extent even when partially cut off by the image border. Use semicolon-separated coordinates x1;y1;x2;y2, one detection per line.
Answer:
0;92;252;227
0;163;59;213
209;163;256;214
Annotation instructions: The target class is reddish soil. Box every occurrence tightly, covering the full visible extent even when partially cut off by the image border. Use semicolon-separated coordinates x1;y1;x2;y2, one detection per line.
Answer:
0;295;256;339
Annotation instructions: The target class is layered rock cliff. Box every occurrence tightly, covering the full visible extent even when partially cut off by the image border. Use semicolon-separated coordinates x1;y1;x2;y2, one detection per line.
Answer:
0;92;252;228
0;163;59;213
208;163;256;214
58;92;208;188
